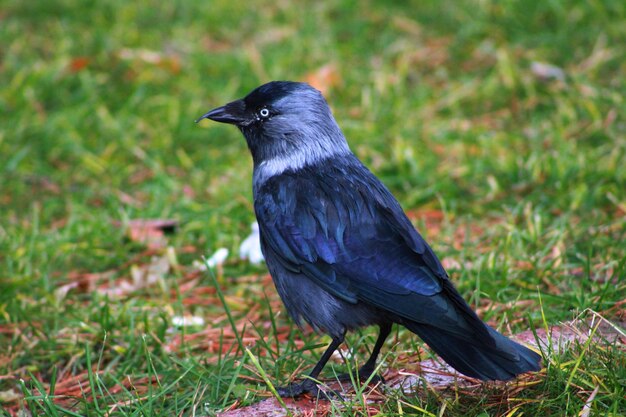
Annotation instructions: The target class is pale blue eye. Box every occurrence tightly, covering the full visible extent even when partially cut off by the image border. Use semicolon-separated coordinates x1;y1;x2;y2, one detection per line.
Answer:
259;108;270;118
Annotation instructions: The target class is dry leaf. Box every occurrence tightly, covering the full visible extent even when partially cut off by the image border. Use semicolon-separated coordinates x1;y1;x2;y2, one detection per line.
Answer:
99;254;171;297
117;48;181;74
304;64;341;96
114;219;178;249
530;61;565;82
69;57;90;72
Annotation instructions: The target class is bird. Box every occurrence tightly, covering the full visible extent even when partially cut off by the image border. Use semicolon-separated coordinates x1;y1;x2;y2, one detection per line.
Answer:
196;81;542;398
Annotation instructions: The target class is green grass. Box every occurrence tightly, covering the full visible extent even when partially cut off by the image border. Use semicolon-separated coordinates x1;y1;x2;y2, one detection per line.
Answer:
1;0;625;415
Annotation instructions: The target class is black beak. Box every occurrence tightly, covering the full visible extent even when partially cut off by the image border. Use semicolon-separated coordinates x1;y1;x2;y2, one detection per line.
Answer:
195;99;247;125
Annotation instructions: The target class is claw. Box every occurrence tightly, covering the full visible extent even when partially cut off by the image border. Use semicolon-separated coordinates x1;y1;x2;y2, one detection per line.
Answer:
276;379;343;400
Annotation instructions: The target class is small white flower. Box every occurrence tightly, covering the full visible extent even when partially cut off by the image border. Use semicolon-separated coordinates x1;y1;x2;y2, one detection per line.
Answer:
239;222;264;265
172;315;205;327
206;247;229;268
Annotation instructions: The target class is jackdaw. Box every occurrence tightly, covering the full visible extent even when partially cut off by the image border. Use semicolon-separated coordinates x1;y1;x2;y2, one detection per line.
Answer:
197;81;541;398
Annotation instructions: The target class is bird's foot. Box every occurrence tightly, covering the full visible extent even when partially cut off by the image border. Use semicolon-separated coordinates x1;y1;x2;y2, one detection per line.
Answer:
276;379;342;400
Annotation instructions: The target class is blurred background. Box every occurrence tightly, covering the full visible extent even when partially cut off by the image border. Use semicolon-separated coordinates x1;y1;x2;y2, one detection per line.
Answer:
1;0;625;415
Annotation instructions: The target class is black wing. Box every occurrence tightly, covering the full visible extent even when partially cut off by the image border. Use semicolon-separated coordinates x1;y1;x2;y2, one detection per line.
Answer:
255;159;450;320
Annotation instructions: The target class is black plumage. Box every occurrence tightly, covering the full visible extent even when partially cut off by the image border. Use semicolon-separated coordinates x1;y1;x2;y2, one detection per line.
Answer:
197;81;541;397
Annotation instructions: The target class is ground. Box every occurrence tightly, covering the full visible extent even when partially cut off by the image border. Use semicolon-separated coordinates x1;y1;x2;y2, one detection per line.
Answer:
1;0;625;416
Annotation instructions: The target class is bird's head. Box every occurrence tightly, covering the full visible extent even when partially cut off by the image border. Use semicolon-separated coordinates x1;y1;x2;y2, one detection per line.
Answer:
197;81;350;175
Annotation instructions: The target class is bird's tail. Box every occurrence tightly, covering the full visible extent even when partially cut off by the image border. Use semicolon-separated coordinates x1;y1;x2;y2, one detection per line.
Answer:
404;284;542;381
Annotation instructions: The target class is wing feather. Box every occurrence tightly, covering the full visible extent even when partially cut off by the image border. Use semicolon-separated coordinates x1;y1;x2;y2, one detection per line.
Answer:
255;160;449;318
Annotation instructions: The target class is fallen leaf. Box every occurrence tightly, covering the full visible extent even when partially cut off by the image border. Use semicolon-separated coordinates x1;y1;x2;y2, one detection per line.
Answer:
117;48;181;74
0;388;21;403
530;61;565;82
69;57;90;72
579;385;600;417
202;35;234;52
55;270;117;298
114;219;179;249
218;396;333;417
118;48;161;64
304;64;341;96
97;254;171;297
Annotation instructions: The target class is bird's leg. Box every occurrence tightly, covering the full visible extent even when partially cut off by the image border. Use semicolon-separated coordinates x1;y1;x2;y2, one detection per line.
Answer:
338;322;392;384
276;332;345;398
